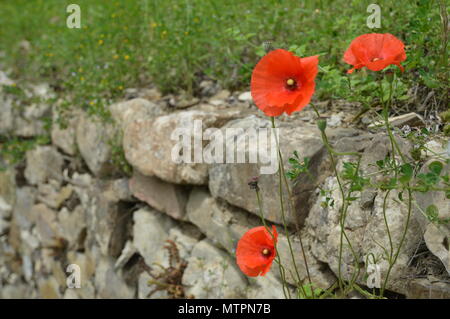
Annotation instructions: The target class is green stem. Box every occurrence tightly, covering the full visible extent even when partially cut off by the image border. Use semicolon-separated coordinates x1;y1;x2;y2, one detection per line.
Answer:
271;116;313;298
255;188;292;299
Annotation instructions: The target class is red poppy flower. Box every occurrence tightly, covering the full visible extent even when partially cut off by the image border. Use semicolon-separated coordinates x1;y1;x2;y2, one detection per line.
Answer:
251;49;319;117
344;33;406;74
236;225;278;277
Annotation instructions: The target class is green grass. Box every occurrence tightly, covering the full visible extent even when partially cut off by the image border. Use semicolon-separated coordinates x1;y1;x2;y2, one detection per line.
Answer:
0;0;448;119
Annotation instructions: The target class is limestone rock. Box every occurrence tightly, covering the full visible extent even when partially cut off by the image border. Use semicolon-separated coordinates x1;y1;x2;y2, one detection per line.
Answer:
32;204;63;247
182;239;248;298
58;205;86;250
187;187;260;253
246;272;288;299
186;187;335;288
123;108;243;185
132;208;176;267
38;277;62;299
51;108;78;156
414;159;450;275
12;187;37;231
129;171;188;220
37;183;73;210
76;113;117;177
95;257;135;298
110;98;166;131
209;115;335;226
89;182;132;257
305;138;422;296
24;146;63;185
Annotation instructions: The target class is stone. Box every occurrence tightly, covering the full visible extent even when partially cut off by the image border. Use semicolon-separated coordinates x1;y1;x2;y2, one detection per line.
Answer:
115;241;137;270
238;91;252;102
1;284;34;299
63;289;79;299
12;187;37;231
129;170;188;220
186;188;335;288
110;178;134;201
182;239;248;299
32;204;63;247
173;92;200;109
0;70;14;86
369;112;425;129
110;98;166;131
89;181;132;257
37;183;73;210
246;272;287;299
95;257;135;298
187;187;260;253
133;209;201;298
76;113;117;177
51;108;78;156
38;277;62;299
208;115;334;226
124;108;243;185
0;219;10;236
132;208;176;267
0;167;15;222
24;146;63;185
305;178;422;294
58;205;86;250
414;159;450;275
199;80;220;97
327;113;343;127
406;278;450;299
0;95;14;135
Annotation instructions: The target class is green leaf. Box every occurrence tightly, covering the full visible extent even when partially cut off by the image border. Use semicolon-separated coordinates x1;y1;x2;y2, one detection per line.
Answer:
426;205;439;222
399;163;413;184
428;161;443;176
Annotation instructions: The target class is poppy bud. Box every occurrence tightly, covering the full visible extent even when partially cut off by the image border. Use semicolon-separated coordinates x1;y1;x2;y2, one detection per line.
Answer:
317;119;327;132
248;176;260;191
385;70;395;83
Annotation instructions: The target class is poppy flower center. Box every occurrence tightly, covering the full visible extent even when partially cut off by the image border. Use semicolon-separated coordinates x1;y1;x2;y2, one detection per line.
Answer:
285;78;298;91
371;57;382;62
262;248;271;256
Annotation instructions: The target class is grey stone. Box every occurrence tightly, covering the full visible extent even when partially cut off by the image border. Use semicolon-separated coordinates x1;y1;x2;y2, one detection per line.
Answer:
124;108;243;185
187;187;260;253
51;107;78;155
414;159;450;275
37;183;73;210
186;187;335;289
208;115;332;226
238;91;252;102
95;257;135;298
58;205;86;250
76;113;117;177
110;98;166;131
38;276;62;299
24;146;63;185
89;181;132;257
129;170;188;220
132;208;176;267
12;187;37;231
182;239;248;299
369;112;425;129
32;203;63;247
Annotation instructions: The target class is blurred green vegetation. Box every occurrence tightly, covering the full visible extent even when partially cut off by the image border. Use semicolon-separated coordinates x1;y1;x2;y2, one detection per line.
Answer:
0;0;448;118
